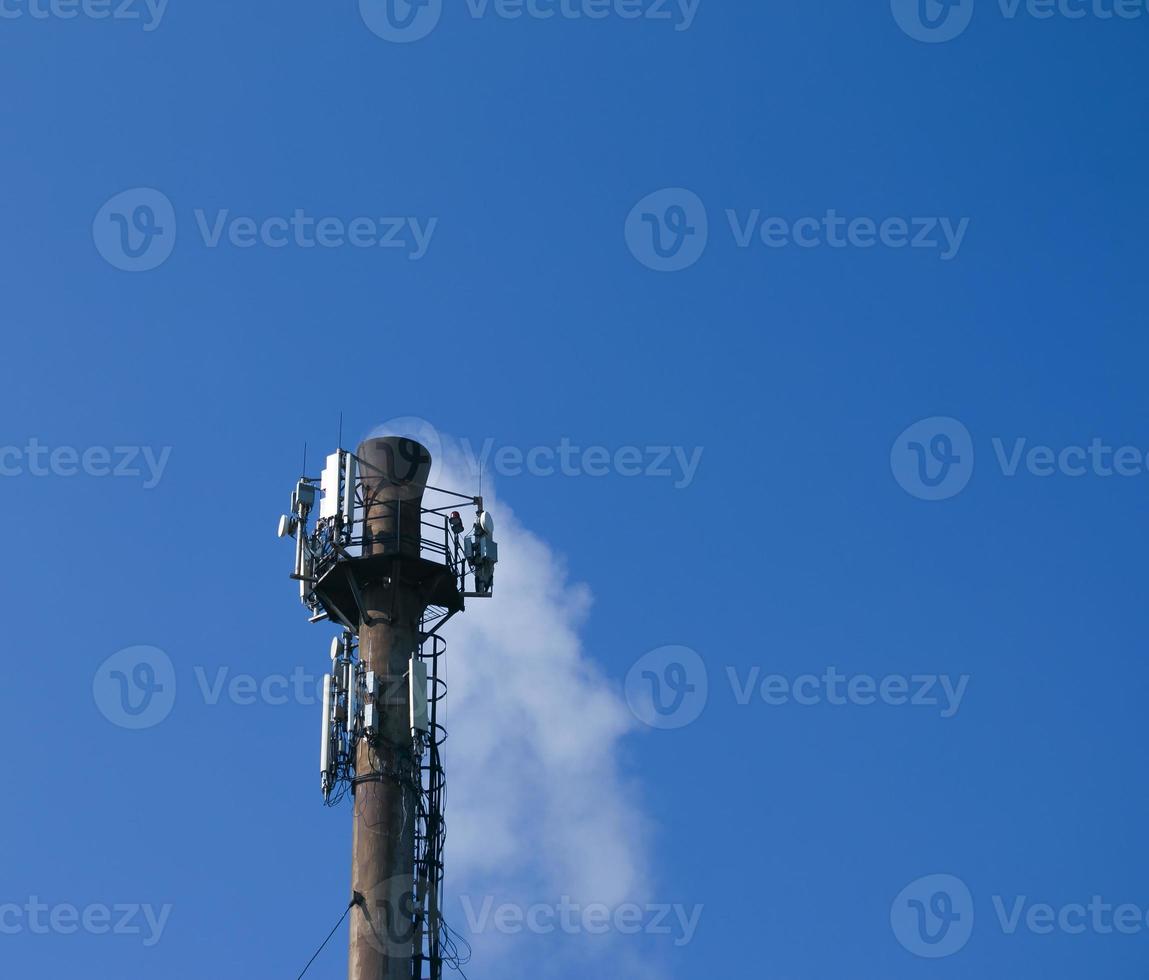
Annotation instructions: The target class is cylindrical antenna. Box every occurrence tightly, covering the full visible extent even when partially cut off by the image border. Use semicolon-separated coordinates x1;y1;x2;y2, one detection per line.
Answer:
320;673;333;790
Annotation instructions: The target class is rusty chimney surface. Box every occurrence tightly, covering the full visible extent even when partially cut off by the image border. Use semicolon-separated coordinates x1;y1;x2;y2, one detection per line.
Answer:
356;437;432;559
349;436;435;980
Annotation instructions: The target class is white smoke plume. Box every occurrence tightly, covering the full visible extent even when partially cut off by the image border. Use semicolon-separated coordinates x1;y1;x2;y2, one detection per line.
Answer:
366;419;655;978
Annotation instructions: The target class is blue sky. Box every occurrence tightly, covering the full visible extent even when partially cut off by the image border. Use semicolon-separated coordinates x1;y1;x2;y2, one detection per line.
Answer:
1;0;1148;977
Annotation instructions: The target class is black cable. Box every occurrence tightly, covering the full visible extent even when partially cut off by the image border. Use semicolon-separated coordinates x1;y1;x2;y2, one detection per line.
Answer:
296;897;358;979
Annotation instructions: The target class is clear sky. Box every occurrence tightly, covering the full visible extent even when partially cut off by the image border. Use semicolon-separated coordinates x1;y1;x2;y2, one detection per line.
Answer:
1;0;1147;977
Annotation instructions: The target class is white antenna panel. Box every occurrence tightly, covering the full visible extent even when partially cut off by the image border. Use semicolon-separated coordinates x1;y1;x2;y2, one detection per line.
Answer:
343;453;357;526
320;673;333;777
320;452;342;520
410;658;429;735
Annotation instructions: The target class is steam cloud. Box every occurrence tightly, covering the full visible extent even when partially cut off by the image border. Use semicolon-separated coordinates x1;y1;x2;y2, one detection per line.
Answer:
366;420;654;978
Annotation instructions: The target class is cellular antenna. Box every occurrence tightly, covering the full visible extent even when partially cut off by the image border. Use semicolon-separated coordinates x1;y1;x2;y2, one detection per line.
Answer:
277;426;499;980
